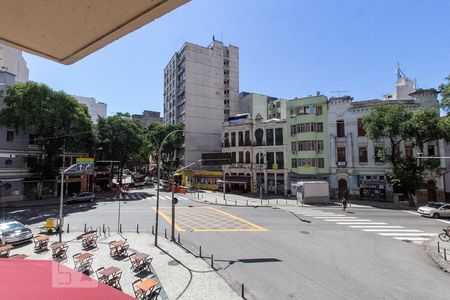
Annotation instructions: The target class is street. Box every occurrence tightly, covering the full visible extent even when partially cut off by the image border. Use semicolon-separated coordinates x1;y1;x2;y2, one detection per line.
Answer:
5;188;450;299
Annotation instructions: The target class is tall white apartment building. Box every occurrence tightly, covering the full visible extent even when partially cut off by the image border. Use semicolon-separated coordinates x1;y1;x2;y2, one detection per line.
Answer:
163;39;239;166
74;95;107;123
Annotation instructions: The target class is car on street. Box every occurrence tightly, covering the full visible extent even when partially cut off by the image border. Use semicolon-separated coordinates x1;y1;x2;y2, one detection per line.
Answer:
66;192;96;204
417;202;450;218
0;221;33;245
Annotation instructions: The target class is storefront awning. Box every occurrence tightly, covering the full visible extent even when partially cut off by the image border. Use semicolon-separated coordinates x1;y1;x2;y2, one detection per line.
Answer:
0;0;189;64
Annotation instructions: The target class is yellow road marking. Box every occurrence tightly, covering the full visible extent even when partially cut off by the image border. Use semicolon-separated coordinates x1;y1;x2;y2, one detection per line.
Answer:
207;207;268;232
155;206;267;232
153;208;184;232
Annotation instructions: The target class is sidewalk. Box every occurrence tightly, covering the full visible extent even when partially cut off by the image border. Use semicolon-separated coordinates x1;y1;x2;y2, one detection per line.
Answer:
424;237;450;273
182;189;416;211
4;231;241;300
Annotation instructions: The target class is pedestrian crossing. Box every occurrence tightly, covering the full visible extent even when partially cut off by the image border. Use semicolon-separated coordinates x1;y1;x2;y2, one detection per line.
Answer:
285;207;437;245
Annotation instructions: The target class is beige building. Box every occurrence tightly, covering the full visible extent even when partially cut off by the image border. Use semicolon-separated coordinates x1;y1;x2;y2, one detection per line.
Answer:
132;110;163;127
222;114;288;195
164;39;239;166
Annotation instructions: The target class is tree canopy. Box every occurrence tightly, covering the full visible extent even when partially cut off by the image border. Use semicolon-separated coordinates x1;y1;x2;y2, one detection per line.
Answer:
363;103;450;205
439;74;450;112
0;81;94;178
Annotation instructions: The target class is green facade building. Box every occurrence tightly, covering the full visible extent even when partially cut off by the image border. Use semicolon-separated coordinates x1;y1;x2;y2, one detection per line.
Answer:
287;95;329;183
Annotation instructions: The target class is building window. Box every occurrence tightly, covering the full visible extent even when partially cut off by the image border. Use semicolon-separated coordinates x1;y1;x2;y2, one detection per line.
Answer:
337;120;345;137
300;123;311;133
317;140;324;151
239;151;244;163
29;134;38;145
276;152;284;169
374;146;383;163
405;145;413;159
359;147;368;163
231;132;236;147
316;105;323;115
298;158;316;167
290;125;297;135
223;133;229;147
245;131;251;146
291;142;297;152
427;144;435;157
266;129;274;146
337;147;346;162
318;158;324;168
297;106;310;115
267;152;275;169
298;141;315;151
238;132;244;147
292;158;298;168
231;152;236;163
357;119;366;136
275;128;283;145
6;130;14;142
316;123;323;132
256;153;264;164
255;129;264;146
245;151;251;163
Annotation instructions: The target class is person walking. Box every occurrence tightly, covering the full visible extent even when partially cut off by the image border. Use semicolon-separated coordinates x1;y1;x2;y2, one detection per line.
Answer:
341;198;348;212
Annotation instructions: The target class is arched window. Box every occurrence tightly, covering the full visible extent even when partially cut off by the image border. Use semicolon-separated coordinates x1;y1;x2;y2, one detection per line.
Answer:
245;151;250;163
256;153;264;164
255;129;263;146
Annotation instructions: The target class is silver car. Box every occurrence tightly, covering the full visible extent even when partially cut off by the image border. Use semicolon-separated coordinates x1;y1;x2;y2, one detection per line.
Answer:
66;192;96;204
417;202;450;218
0;221;34;245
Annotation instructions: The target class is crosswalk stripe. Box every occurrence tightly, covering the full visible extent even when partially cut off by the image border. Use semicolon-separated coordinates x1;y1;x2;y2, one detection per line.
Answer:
378;233;437;236
350;225;404;228
325;219;372;222
393;237;430;241
314;216;352;219
363;229;422;232
337;222;387;225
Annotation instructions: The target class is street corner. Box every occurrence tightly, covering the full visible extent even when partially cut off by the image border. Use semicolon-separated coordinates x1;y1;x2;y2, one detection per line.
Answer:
424;238;450;273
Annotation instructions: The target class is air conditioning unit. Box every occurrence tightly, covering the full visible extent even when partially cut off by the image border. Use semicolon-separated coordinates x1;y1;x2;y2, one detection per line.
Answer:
290;114;297;118
337;161;346;167
28;144;38;149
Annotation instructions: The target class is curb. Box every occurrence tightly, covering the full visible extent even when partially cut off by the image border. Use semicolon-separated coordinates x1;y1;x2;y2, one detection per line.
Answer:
424;238;450;273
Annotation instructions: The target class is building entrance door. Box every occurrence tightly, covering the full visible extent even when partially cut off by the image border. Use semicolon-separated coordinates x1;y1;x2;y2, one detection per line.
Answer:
338;179;348;199
427;180;437;202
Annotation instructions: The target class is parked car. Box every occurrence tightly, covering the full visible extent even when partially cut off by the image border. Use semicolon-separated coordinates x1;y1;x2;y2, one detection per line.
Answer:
0;221;33;245
66;192;96;204
417;202;450;218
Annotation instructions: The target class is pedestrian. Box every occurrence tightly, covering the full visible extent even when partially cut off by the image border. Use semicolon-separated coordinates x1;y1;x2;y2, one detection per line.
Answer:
341;198;347;211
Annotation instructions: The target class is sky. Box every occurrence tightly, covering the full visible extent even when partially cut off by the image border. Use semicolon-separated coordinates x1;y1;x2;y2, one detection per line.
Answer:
23;0;450;116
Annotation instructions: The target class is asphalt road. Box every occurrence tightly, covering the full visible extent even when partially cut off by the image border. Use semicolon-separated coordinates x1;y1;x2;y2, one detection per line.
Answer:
5;188;450;300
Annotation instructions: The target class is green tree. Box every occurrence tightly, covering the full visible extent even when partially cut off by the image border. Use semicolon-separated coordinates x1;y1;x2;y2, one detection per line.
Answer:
96;113;145;170
363;103;449;206
439;74;450;112
0;82;94;197
147;123;184;174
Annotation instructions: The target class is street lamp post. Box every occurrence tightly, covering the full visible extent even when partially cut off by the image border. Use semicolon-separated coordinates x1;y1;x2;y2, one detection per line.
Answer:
59;164;78;242
155;129;182;247
258;152;265;206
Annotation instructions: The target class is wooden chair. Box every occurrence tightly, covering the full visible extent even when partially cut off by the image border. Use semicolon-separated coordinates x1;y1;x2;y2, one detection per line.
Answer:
132;279;144;299
108;240;117;257
95;267;106;283
148;286;162;300
110;270;122;290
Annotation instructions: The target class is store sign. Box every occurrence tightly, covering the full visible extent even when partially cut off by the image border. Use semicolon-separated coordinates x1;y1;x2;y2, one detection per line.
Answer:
76;158;94;165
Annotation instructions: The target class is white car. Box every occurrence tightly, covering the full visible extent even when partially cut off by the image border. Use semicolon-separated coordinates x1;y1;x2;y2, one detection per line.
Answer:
417;202;450;218
0;221;34;245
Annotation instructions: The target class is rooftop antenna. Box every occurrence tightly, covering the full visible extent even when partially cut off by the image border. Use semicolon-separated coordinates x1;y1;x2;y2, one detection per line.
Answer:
396;62;407;82
330;91;350;97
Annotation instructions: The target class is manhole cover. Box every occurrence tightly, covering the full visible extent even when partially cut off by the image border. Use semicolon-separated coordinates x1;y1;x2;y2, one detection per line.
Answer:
168;260;180;266
300;231;310;235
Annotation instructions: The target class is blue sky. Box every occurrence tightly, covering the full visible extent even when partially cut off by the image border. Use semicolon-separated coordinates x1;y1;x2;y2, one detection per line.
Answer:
24;0;450;116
